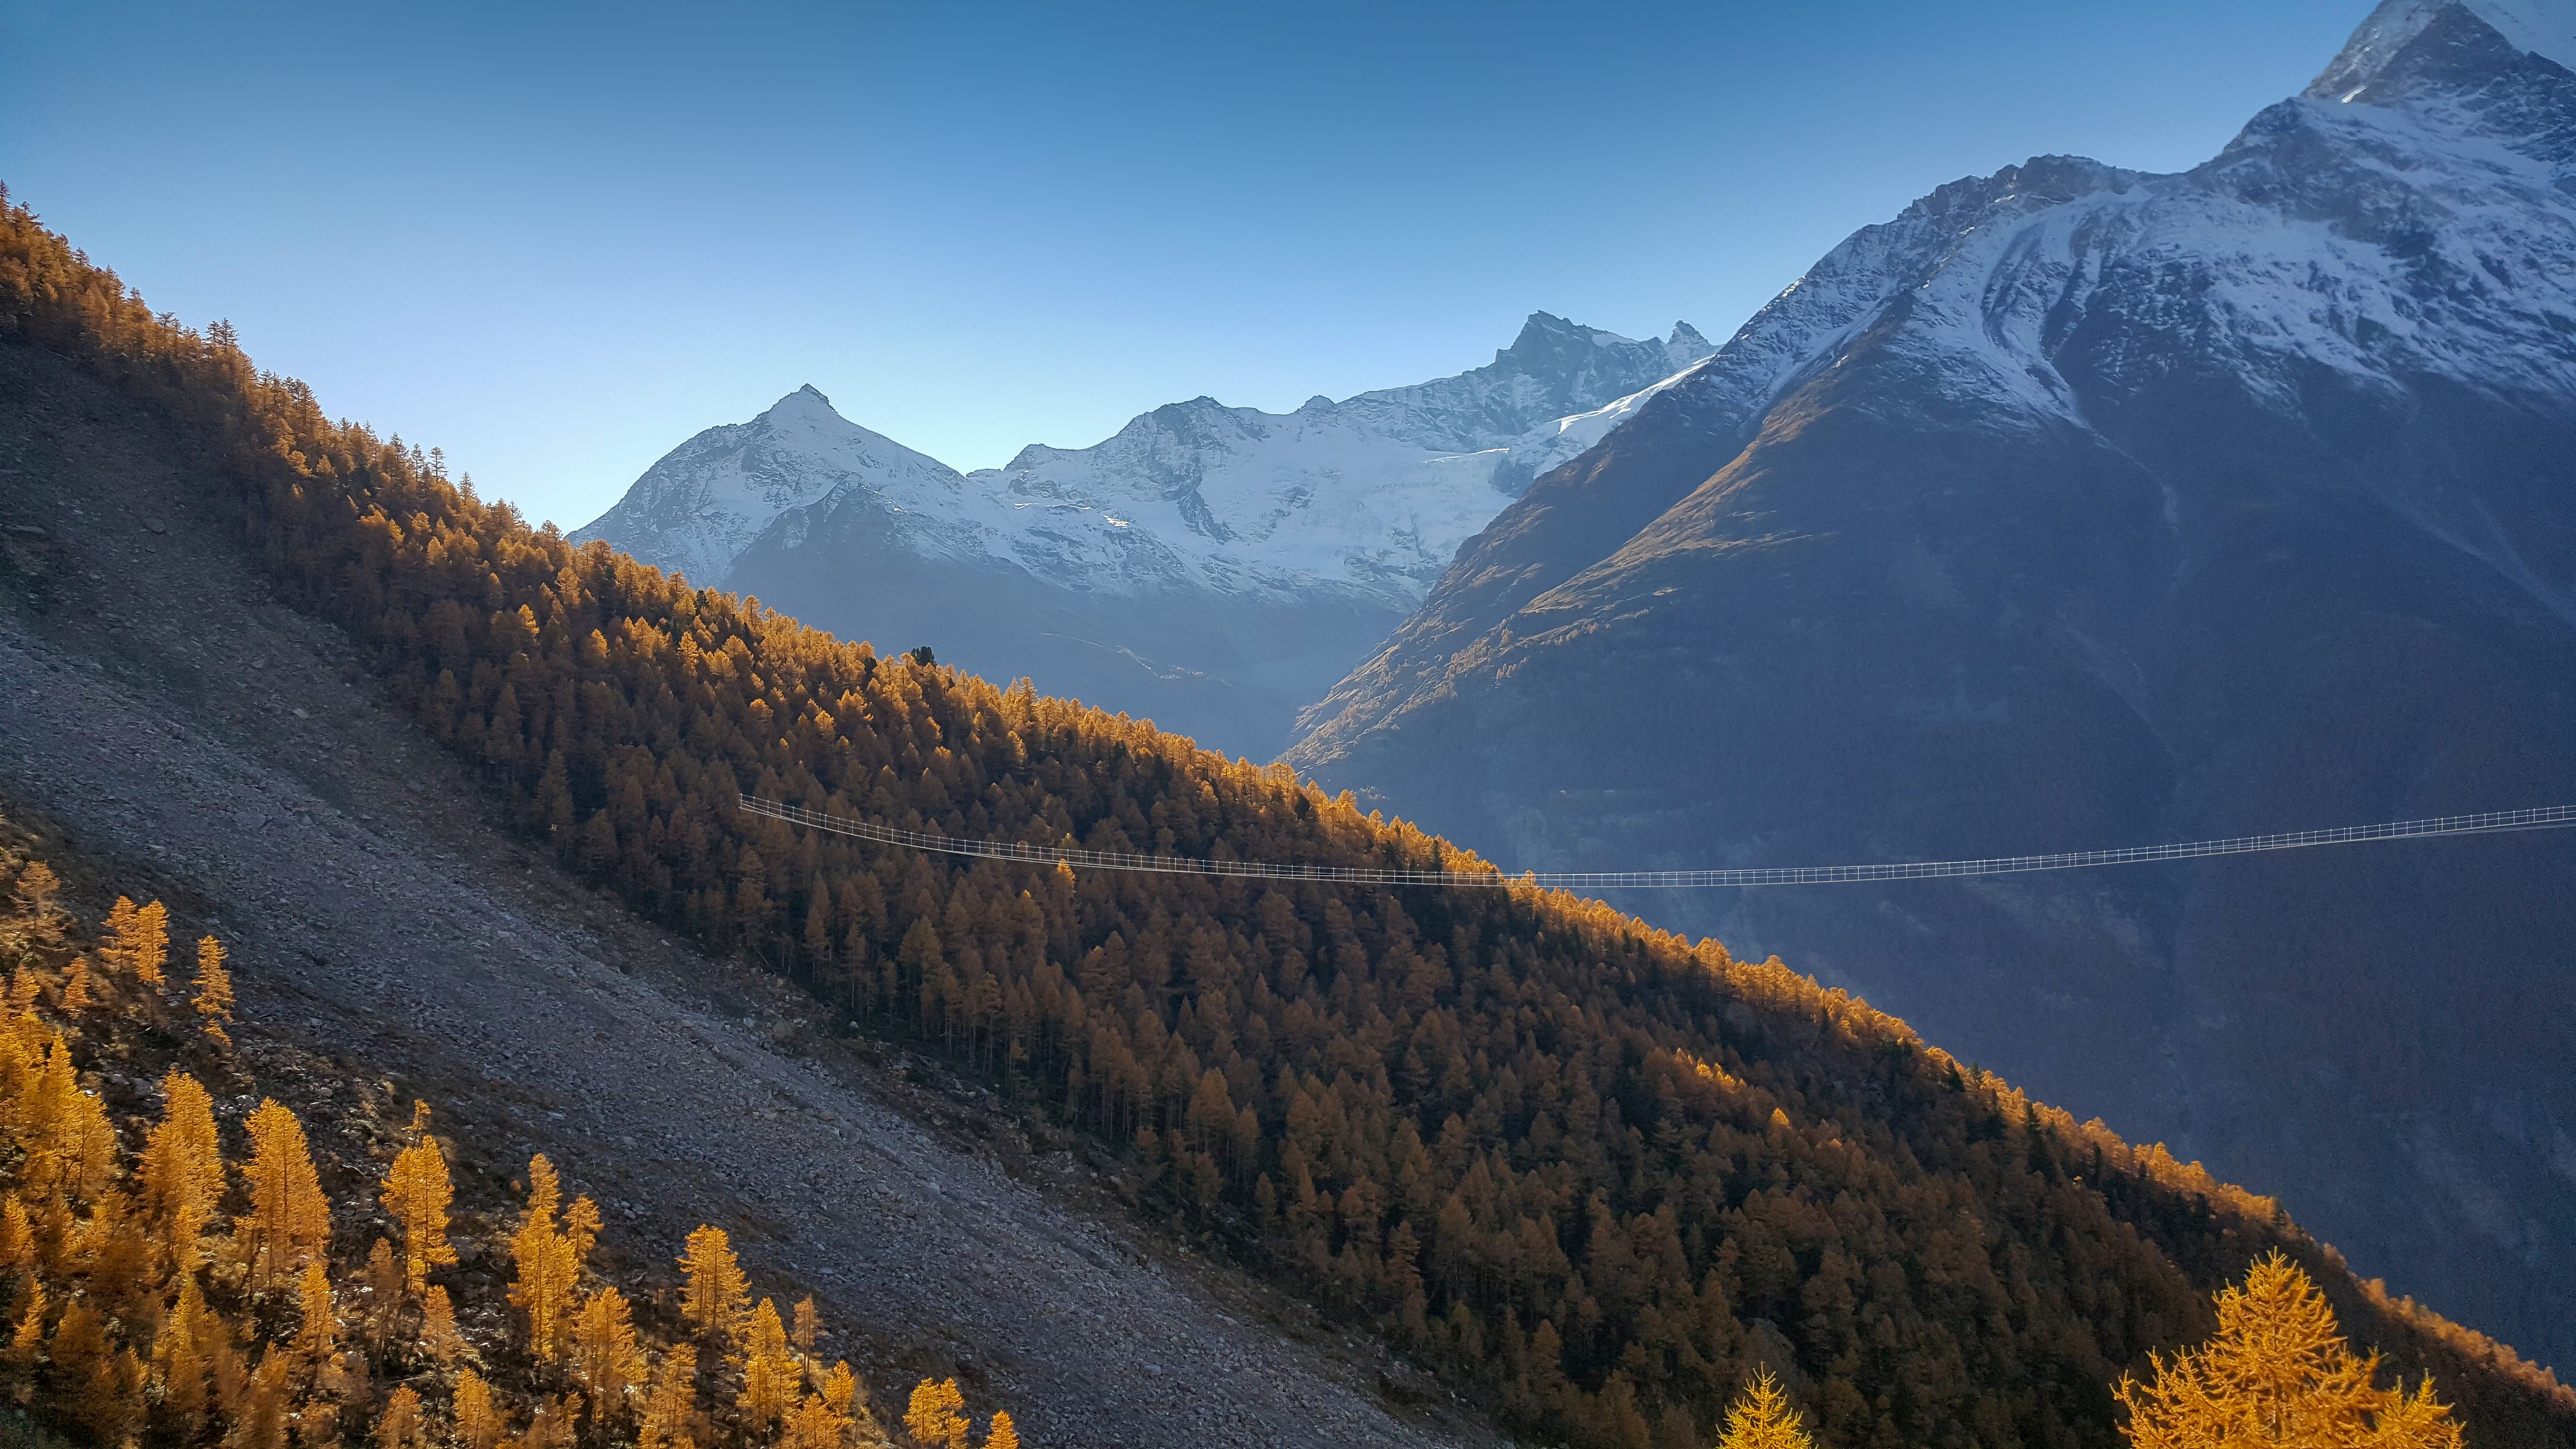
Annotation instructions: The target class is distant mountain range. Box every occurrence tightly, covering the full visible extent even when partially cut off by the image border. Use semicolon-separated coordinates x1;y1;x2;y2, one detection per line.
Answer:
1288;0;2576;1368
574;314;1712;757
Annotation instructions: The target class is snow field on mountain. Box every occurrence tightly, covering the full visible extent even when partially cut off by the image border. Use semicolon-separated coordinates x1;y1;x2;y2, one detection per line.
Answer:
575;316;1717;609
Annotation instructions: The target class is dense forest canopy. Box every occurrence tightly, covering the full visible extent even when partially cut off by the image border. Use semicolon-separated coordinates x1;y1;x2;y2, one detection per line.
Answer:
2;190;2569;1449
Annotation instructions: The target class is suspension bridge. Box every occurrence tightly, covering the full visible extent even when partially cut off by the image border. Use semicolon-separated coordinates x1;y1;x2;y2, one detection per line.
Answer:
738;795;2576;890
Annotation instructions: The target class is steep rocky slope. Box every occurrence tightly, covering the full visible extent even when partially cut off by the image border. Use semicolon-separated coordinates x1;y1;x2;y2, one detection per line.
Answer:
575;315;1712;758
0;340;1481;1449
1288;0;2576;1369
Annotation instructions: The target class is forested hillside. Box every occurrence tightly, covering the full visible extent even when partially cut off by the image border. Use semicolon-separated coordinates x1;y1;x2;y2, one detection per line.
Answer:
2;193;2569;1448
0;810;1021;1449
1279;0;2576;1366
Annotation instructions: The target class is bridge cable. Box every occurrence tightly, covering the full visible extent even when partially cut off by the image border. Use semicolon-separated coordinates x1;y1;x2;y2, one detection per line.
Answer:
739;796;2576;890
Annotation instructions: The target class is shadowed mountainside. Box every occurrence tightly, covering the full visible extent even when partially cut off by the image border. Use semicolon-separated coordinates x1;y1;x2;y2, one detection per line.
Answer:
1286;0;2576;1371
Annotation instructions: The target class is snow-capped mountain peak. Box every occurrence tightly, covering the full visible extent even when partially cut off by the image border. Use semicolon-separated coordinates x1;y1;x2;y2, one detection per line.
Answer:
1577;0;2576;490
571;384;966;585
576;315;1718;606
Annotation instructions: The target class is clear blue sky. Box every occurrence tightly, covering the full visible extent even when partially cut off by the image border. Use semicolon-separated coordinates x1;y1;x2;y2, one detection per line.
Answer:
3;0;2366;531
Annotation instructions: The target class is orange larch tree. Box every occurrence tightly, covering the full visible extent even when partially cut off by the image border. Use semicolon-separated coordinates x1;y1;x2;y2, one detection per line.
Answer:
238;1100;331;1292
678;1225;750;1348
509;1154;595;1363
2116;1253;2463;1449
381;1114;459;1294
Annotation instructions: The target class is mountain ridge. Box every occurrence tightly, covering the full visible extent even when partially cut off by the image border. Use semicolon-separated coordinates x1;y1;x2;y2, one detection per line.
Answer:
1286;0;2576;1370
574;313;1717;759
575;312;1716;610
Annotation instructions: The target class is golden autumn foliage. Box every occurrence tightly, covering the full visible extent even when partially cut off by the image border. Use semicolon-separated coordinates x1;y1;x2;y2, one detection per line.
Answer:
0;818;1026;1449
511;1154;598;1362
1;185;2568;1449
55;956;89;1014
1715;1370;1813;1449
293;1258;337;1360
7;1279;44;1366
679;1224;752;1347
736;1298;798;1428
883;1376;1015;1449
819;1361;858;1419
383;1116;460;1292
23;1036;116;1197
2117;1254;2464;1449
572;1286;646;1420
457;1368;506;1449
781;1391;849;1449
639;1343;700;1449
103;896;168;987
379;1383;427;1449
193;933;234;1039
422;1282;466;1366
904;1378;969;1449
239;1097;331;1290
141;1068;225;1268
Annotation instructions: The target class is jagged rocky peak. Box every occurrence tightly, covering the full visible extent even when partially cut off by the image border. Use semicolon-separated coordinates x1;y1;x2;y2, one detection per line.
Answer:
1493;309;1602;364
1487;310;1714;392
1902;154;2142;227
2310;0;2576;99
578;308;1723;621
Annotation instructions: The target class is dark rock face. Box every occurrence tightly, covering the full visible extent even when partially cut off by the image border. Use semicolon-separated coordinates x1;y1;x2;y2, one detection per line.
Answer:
1289;0;2576;1366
